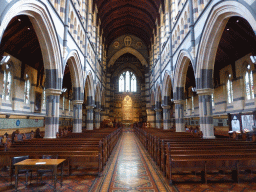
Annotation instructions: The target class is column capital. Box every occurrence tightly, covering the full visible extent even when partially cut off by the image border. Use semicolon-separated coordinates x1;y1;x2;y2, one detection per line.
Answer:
196;88;214;96
72;100;83;105
94;108;102;112
46;88;62;96
173;100;184;105
154;108;162;112
161;104;170;109
86;105;96;109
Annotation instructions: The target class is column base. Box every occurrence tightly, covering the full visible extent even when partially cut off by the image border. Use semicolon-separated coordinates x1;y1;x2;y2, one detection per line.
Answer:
203;136;216;139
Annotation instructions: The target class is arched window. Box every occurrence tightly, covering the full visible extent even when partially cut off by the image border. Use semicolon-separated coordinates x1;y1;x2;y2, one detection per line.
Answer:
191;94;194;112
2;64;12;101
227;74;233;103
119;71;137;92
211;94;215;107
119;74;124;92
245;64;254;100
42;87;46;108
24;74;30;104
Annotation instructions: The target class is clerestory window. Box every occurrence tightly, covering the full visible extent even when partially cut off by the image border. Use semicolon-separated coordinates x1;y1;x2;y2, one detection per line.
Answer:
119;71;137;92
245;64;254;100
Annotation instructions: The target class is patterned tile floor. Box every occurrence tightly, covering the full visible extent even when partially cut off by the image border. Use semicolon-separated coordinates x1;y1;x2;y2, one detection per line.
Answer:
92;131;174;192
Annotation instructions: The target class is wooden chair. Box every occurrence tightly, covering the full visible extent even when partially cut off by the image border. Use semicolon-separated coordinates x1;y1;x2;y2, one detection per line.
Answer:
37;155;58;183
10;155;32;186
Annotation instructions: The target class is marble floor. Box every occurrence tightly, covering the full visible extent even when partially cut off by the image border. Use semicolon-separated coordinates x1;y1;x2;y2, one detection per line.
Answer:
91;131;175;192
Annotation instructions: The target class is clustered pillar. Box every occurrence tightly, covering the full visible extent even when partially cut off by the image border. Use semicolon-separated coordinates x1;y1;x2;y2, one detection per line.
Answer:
45;89;62;138
174;100;185;132
86;105;94;130
197;89;215;139
72;100;83;133
94;108;102;129
162;105;171;130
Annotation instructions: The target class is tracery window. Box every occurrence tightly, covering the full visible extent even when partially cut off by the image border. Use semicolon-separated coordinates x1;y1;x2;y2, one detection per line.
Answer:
2;64;12;101
227;74;233;104
42;88;46;108
245;64;254;100
191;95;194;112
24;74;30;104
211;94;215;107
119;71;137;92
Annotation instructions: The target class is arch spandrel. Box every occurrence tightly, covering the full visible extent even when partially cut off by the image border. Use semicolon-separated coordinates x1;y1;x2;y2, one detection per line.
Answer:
108;47;148;67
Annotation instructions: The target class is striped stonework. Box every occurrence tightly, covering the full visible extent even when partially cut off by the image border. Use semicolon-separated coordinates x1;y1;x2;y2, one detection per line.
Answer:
44;89;62;138
155;108;162;129
162;105;171;130
95;108;101;129
86;105;94;130
73;100;83;133
197;89;215;139
174;100;185;132
146;109;155;128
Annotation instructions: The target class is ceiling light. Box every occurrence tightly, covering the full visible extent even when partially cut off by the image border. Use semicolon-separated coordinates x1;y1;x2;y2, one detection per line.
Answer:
28;28;30;30
18;19;21;21
236;20;239;22
227;28;229;31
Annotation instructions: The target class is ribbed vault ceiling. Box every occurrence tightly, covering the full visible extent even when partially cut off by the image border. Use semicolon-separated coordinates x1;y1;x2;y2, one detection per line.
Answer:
95;0;163;48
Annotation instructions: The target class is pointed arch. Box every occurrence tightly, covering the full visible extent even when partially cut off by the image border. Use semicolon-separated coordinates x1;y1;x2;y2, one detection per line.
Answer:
108;47;148;67
162;70;173;104
174;50;194;89
150;90;155;107
95;83;101;108
196;1;256;90
64;50;84;101
0;0;62;89
84;71;95;105
173;50;194;100
155;84;162;104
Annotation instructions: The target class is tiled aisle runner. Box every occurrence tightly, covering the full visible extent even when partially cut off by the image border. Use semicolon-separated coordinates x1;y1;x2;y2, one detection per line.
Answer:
92;131;175;192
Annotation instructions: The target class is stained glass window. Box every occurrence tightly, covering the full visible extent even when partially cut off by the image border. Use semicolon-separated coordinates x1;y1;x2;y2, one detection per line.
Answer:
119;71;137;93
227;74;233;104
24;74;30;104
192;95;194;112
211;94;215;107
42;88;46;108
2;64;12;101
245;64;254;100
131;74;137;92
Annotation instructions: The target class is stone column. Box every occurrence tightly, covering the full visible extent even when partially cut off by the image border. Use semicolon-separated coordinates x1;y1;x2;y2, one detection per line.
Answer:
197;89;215;139
174;100;185;132
72;100;83;133
146;109;155;128
155;108;162;129
162;105;171;130
44;89;62;138
86;105;95;130
95;108;102;129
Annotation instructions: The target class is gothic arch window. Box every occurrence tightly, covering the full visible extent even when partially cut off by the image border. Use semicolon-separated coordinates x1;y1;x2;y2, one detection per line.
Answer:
245;64;254;100
2;64;12;101
24;74;30;104
227;74;233;104
119;71;137;93
191;94;194;112
42;87;46;108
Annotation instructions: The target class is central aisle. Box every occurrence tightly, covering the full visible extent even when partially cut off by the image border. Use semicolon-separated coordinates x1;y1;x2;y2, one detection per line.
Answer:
91;131;175;192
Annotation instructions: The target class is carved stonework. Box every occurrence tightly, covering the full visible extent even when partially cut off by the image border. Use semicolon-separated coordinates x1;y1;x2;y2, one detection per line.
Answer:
113;41;120;49
124;36;132;46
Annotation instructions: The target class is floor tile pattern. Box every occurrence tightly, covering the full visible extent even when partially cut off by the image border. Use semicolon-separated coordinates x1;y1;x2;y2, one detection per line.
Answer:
92;131;174;192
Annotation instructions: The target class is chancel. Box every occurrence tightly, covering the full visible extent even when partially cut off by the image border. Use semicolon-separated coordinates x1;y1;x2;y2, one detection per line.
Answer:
0;0;256;191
